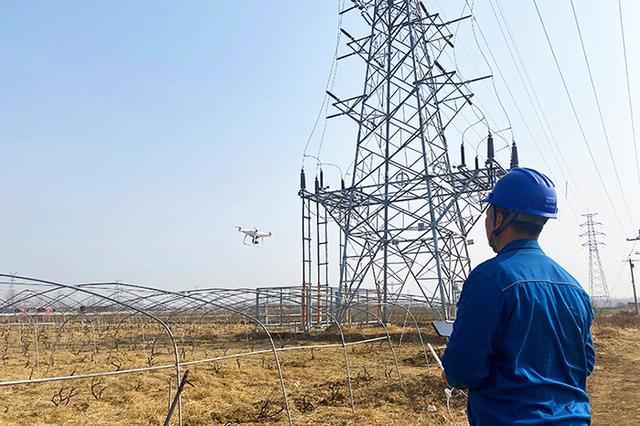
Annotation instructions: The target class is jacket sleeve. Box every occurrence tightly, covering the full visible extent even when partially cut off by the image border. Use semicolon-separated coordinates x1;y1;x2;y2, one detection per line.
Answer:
585;329;595;376
583;299;595;376
442;270;503;389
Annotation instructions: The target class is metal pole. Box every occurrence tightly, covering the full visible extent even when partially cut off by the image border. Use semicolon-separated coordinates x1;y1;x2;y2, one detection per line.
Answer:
628;259;638;315
164;370;193;426
279;289;283;326
301;169;308;329
316;176;321;325
255;290;260;330
380;0;393;326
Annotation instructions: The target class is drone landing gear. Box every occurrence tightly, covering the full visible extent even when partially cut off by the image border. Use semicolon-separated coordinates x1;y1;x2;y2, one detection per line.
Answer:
242;235;262;246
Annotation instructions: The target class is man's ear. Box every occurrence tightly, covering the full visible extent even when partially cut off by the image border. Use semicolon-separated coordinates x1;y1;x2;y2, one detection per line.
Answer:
493;209;505;229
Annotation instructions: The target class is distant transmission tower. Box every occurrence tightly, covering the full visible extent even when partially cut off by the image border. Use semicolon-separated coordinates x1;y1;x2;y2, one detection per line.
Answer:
580;213;610;306
299;0;514;325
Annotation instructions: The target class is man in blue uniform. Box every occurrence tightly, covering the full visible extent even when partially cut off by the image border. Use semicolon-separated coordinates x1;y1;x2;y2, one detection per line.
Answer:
442;168;595;425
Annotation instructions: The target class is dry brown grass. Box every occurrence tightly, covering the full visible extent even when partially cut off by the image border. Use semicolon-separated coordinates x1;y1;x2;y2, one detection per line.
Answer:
0;314;637;425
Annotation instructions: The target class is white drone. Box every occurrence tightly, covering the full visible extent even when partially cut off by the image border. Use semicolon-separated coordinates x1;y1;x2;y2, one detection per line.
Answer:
236;226;272;246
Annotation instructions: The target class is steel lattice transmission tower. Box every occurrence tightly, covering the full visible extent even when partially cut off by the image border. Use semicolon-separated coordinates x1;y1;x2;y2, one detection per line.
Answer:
580;213;610;307
299;0;512;325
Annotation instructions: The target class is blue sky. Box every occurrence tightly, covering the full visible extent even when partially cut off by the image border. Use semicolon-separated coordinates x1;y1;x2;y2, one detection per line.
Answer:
1;1;639;298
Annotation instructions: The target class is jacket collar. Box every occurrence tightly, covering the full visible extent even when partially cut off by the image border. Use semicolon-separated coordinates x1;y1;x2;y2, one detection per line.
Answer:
498;238;542;256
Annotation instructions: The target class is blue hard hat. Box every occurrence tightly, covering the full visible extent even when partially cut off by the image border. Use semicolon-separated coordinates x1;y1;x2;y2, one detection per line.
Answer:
483;167;558;218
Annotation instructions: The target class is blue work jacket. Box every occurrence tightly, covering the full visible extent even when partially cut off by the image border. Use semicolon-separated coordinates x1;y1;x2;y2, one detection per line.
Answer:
443;239;595;425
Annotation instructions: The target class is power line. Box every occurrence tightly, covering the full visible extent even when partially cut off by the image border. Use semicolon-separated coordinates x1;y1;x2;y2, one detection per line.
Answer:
459;0;602;238
486;0;588;223
464;0;597;236
531;0;628;237
301;0;346;169
609;259;627;295
570;0;635;226
316;0;347;161
492;0;593;212
463;0;514;140
442;1;631;290
432;0;517;159
442;33;506;141
461;1;629;251
617;0;640;194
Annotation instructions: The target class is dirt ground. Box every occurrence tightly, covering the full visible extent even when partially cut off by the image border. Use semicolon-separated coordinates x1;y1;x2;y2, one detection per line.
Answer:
587;312;640;425
0;312;637;425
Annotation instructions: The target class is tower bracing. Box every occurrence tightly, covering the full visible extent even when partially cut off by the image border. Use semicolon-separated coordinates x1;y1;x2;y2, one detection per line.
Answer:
300;0;512;326
580;213;611;307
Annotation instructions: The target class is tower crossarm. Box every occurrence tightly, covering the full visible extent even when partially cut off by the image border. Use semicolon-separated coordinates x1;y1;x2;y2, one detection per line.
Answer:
300;162;505;234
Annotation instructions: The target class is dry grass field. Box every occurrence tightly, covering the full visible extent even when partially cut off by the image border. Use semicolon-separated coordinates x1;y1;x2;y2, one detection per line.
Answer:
0;311;637;425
